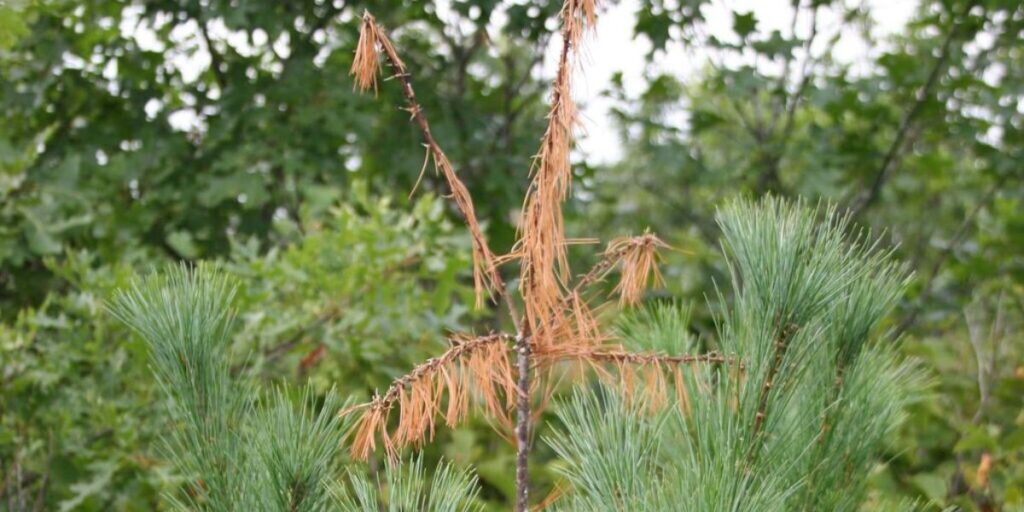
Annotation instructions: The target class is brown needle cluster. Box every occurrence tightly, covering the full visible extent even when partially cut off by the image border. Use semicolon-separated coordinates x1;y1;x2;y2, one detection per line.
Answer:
350;13;382;93
516;0;599;351
606;233;671;305
344;333;516;461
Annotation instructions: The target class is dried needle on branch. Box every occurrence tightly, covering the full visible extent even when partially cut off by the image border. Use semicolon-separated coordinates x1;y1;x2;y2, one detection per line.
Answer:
518;0;599;349
606;234;670;305
342;330;742;461
351;11;510;313
343;333;517;461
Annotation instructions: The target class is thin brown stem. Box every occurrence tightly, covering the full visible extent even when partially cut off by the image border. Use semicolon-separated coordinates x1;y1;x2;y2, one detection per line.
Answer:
194;14;227;88
511;4;587;507
351;8;609;510
577;350;740;367
751;323;798;446
514;334;531;512
571;245;625;293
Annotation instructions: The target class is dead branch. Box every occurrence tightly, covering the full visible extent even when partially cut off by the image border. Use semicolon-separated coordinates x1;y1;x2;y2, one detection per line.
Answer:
352;12;517;321
342;333;517;461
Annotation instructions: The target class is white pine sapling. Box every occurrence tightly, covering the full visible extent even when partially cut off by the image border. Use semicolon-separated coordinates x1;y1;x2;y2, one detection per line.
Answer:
546;199;925;511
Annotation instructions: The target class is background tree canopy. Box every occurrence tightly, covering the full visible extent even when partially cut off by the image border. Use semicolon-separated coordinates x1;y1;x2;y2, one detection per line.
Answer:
1;0;1021;510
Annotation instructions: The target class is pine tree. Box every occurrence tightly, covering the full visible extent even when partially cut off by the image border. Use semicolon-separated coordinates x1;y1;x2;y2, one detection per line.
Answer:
545;198;925;511
110;1;923;509
109;198;922;511
109;265;481;511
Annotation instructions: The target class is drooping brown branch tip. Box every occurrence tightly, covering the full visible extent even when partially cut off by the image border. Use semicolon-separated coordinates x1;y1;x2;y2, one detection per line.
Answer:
432;152;503;309
563;0;599;47
351;11;381;94
350;11;502;310
517;0;599;352
606;233;670;305
341;334;517;461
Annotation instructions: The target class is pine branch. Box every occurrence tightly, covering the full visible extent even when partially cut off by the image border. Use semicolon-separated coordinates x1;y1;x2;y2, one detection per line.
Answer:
538;345;743;414
751;322;799;439
352;15;534;507
335;455;482;511
341;328;746;463
352;12;518;321
519;0;597;350
565;349;742;368
342;333;517;461
511;3;595;508
347;7;687;511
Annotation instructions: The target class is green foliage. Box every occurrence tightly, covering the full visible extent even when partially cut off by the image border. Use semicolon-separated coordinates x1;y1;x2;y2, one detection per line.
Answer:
892;292;1024;509
0;192;479;510
581;2;1023;507
614;301;696;355
0;1;31;50
334;456;482;512
110;265;254;510
546;388;668;511
252;387;347;512
0;0;555;310
224;189;481;391
0;251;166;510
549;199;924;511
110;264;484;512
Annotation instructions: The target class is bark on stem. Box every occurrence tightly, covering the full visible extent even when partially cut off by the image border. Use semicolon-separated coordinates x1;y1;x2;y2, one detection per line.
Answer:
747;322;798;464
514;334;531;512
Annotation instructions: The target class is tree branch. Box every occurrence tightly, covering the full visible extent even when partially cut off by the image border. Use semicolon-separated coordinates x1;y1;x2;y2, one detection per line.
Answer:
751;322;799;447
850;0;979;216
358;14;521;328
195;16;227;89
892;173;1008;337
770;0;805;120
514;334;531;512
551;348;743;368
758;5;822;195
778;5;819;141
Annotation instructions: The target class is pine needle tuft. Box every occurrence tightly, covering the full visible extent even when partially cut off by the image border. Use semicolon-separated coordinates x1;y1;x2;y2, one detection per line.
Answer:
351;11;381;93
606;233;670;305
